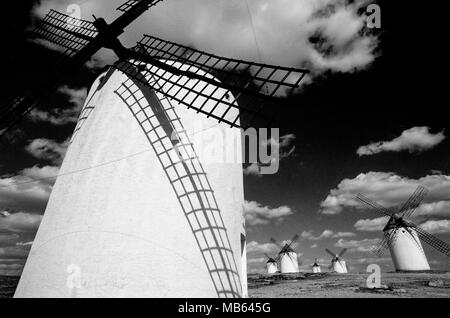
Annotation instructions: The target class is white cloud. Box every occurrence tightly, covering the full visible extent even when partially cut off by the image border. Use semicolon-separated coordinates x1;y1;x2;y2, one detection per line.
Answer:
30;108;80;126
301;229;355;240
0;263;23;270
0;212;43;233
29;86;87;126
333;232;357;238
58;86;88;108
244;134;296;176
414;201;450;219
354;216;387;232
419;220;450;235
0;263;24;276
0;166;59;213
15;241;34;247
25;138;69;165
335;238;381;253
320;172;450;215
0;233;20;244
34;0;379;78
246;241;279;255
247;257;266;265
0;246;30;259
244;200;293;226
264;134;297;159
355;257;391;264
243;163;263;177
357;127;446;156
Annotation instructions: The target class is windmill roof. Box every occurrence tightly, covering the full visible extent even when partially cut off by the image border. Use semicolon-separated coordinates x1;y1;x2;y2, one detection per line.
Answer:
267;258;277;264
383;217;397;232
383;216;414;232
280;246;295;254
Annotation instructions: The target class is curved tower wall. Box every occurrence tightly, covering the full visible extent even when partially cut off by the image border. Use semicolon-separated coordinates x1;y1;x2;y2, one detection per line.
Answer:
279;252;299;273
388;227;430;271
332;261;346;274
266;262;278;274
15;61;247;298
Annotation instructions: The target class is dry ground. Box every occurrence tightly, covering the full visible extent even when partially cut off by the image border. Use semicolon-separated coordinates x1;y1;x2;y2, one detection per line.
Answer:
248;272;450;298
2;273;449;298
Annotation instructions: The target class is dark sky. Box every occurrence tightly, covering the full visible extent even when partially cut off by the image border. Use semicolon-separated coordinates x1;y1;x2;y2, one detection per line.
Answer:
243;0;450;271
1;0;450;275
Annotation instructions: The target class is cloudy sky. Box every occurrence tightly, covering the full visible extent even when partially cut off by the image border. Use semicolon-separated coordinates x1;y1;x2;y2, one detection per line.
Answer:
1;0;450;276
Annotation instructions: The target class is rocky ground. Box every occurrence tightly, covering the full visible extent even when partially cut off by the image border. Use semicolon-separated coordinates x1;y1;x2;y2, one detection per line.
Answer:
2;273;449;298
248;272;450;298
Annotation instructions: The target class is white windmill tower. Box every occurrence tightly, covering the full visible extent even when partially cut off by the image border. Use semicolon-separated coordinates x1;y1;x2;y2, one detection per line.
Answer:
325;248;348;274
1;1;309;298
264;254;279;274
271;235;300;274
357;186;450;272
312;259;322;273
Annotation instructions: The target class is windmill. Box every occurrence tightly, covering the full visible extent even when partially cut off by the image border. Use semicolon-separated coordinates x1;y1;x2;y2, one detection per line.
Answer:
312;258;322;273
357;186;450;272
7;1;309;298
264;253;279;274
271;235;300;274
325;248;348;273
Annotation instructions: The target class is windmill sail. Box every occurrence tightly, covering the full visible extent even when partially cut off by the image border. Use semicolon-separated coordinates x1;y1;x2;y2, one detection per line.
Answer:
271;236;299;273
1;0;310;138
326;248;348;273
399;186;428;219
0;0;164;138
283;234;299;251
325;248;336;258
117;0;164;13
32;10;98;56
338;248;347;258
414;226;450;257
0;10;99;135
130;35;309;128
356;193;394;217
372;229;398;256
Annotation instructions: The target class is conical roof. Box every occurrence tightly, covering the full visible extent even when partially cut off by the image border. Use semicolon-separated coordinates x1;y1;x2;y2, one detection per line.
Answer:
383;216;397;232
383;216;414;232
280;244;295;254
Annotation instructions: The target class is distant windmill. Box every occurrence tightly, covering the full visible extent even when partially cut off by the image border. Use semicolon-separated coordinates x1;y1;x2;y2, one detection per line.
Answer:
325;248;348;274
357;186;450;272
312;258;322;273
271;235;300;274
6;0;310;298
264;253;279;274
